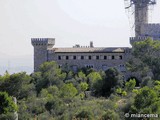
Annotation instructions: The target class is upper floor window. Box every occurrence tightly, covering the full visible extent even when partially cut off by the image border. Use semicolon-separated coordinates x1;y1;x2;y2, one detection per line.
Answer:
104;56;107;60
58;56;61;60
81;56;84;60
73;56;76;60
89;56;91;60
66;56;69;60
119;55;122;60
96;56;99;60
112;56;115;60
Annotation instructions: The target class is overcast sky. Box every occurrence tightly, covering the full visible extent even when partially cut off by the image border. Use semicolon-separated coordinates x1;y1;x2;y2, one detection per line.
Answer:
0;0;160;57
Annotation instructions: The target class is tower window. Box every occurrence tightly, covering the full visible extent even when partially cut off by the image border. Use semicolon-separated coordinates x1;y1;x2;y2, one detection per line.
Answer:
81;56;84;60
119;55;122;60
58;56;61;60
96;56;99;60
112;56;115;60
89;56;91;60
66;56;69;60
104;56;107;60
73;56;76;60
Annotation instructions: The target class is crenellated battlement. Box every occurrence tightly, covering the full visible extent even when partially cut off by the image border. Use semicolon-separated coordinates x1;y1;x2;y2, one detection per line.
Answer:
130;36;149;41
130;36;153;45
31;38;55;48
144;23;160;26
31;38;48;45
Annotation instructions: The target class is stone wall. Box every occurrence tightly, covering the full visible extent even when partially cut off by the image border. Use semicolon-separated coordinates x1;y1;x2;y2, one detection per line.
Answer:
48;51;127;72
141;24;160;39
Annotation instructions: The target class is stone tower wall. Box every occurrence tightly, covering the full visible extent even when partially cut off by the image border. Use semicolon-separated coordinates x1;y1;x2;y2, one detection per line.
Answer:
134;3;148;37
141;24;160;39
31;38;55;71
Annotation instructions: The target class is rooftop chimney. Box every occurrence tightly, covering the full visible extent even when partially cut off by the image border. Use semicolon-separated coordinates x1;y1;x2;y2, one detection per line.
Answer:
90;41;94;48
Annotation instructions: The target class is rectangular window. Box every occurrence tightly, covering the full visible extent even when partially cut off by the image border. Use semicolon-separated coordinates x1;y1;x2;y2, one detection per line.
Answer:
89;56;91;60
58;56;61;60
66;56;69;60
112;56;115;60
81;56;84;60
96;56;99;60
119;55;122;60
73;56;76;60
104;56;107;60
86;65;94;68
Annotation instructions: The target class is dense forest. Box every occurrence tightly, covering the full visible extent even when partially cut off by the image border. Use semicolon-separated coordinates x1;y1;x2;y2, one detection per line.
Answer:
1;38;160;120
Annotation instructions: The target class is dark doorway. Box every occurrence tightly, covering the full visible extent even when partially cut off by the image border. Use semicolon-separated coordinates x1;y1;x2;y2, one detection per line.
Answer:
127;77;140;87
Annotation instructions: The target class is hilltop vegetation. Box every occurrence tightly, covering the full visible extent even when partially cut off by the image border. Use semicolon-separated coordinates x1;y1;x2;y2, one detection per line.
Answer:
1;38;160;120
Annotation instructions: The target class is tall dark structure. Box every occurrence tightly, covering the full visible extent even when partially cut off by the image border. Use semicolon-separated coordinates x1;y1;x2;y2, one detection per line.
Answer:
124;0;156;37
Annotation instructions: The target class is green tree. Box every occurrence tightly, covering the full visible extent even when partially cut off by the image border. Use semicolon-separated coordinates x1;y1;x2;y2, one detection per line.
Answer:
45;97;65;115
127;38;160;79
132;86;159;114
31;72;44;94
102;68;120;96
154;80;160;97
47;85;60;97
75;71;87;83
65;71;74;80
0;92;17;114
0;72;35;99
140;76;154;87
80;82;88;92
87;72;102;90
75;108;94;120
101;110;120;120
60;83;78;98
125;79;136;91
35;61;66;93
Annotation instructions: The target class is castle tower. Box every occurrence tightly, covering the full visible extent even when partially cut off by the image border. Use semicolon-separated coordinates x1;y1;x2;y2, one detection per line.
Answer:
31;38;55;71
125;0;156;37
134;0;149;37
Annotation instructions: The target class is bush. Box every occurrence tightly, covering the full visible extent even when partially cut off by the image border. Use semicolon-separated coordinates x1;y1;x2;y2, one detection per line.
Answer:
75;108;94;120
0;113;16;120
101;110;120;120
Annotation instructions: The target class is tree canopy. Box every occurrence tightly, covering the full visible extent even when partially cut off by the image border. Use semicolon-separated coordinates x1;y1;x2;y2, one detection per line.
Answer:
0;92;17;114
127;38;160;79
1;59;160;119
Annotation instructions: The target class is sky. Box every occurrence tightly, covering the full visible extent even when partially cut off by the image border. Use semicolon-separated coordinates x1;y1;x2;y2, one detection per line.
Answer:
0;0;160;73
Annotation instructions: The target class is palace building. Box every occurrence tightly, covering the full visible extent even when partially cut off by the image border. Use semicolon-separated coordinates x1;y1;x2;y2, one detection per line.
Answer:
31;0;160;80
31;38;130;74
